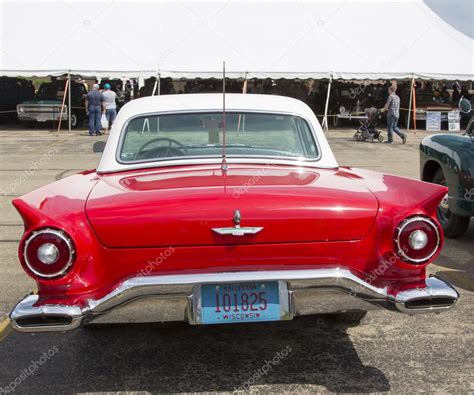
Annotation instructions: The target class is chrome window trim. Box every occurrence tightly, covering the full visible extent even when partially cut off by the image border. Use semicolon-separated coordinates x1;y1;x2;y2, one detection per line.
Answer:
115;109;322;166
23;228;76;279
394;216;440;264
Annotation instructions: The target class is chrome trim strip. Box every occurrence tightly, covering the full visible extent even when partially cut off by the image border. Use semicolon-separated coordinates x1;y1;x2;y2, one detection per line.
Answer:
99;157;339;175
9;270;459;332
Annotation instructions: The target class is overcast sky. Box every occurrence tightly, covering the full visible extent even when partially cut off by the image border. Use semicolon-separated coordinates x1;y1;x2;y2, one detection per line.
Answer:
424;0;473;38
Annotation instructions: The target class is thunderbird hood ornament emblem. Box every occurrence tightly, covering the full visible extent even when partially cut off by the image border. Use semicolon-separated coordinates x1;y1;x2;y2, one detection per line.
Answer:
212;210;263;236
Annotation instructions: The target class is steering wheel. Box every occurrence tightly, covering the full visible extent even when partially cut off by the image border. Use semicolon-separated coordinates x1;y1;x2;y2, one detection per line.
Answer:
134;137;188;160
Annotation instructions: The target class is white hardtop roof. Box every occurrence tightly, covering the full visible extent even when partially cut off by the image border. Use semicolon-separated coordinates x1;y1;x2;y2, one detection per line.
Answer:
97;93;338;173
115;93;318;120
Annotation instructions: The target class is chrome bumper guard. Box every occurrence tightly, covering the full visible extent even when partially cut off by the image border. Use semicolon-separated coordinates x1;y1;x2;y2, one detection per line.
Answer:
10;269;459;332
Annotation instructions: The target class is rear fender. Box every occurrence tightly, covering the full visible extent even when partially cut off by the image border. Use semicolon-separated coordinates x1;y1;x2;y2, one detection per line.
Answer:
11;172;108;301
345;168;447;275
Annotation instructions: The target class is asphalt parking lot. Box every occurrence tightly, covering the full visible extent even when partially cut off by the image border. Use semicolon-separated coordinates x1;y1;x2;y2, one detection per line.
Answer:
0;124;473;394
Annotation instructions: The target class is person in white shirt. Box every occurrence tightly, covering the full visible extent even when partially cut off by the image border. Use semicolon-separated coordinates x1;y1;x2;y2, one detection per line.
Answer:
102;83;117;134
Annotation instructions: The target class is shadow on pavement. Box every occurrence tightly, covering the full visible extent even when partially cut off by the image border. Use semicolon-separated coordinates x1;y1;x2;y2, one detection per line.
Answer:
0;316;390;393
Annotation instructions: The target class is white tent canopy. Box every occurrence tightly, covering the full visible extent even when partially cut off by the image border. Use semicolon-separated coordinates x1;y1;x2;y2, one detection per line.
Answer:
0;0;473;81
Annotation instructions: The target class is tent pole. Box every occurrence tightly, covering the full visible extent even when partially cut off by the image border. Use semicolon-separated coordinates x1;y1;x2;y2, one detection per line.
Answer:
242;72;248;94
68;70;72;132
412;80;417;132
322;74;332;132
152;72;159;96
406;73;414;131
57;77;69;136
158;73;161;95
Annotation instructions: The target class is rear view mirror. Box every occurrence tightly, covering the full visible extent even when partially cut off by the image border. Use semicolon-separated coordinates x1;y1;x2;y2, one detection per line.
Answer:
93;141;106;153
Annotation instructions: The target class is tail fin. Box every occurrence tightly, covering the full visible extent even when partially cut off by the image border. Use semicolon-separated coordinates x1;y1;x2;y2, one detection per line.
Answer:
12;199;42;230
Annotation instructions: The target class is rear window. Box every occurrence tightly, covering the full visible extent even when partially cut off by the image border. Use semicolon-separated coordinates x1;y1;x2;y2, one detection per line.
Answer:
119;112;319;162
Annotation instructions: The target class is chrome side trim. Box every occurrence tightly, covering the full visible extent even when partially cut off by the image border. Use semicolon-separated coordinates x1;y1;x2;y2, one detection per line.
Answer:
9;269;459;332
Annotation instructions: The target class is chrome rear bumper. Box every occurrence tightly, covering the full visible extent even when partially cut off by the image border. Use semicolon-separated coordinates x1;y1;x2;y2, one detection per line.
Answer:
10;269;459;332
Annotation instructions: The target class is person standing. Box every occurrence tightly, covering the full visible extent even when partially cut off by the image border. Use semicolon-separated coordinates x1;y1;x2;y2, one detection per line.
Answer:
380;85;406;144
452;83;461;102
102;83;117;134
85;84;104;136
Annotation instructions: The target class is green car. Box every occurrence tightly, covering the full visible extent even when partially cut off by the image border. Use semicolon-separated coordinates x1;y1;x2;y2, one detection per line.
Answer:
17;80;87;128
420;124;473;238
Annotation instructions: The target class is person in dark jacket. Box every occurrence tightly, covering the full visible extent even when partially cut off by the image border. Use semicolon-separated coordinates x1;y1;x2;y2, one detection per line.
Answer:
452;84;461;103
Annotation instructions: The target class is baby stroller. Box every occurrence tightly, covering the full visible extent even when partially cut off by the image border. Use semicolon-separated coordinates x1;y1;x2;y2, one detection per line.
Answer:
353;107;384;143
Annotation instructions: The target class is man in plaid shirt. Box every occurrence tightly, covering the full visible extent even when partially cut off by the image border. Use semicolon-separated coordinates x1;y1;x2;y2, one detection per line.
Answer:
380;85;407;144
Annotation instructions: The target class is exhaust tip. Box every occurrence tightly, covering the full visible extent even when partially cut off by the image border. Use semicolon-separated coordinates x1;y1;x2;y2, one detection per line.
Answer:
404;297;457;310
10;294;84;332
15;315;73;329
395;276;459;314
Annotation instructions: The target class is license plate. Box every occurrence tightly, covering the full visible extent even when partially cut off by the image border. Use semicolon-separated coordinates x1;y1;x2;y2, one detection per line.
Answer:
37;118;47;122
200;281;281;324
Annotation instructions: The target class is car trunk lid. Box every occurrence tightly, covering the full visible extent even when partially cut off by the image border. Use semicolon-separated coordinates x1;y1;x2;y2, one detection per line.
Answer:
86;165;379;247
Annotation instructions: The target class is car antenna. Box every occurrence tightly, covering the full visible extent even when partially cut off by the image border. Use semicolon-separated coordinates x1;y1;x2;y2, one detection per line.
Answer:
221;61;228;173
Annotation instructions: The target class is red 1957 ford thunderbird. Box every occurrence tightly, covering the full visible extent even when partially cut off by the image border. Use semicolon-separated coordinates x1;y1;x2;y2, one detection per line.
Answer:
10;93;459;332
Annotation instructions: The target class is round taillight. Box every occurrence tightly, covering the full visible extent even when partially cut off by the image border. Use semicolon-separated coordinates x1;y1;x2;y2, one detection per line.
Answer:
394;216;440;264
23;229;75;278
